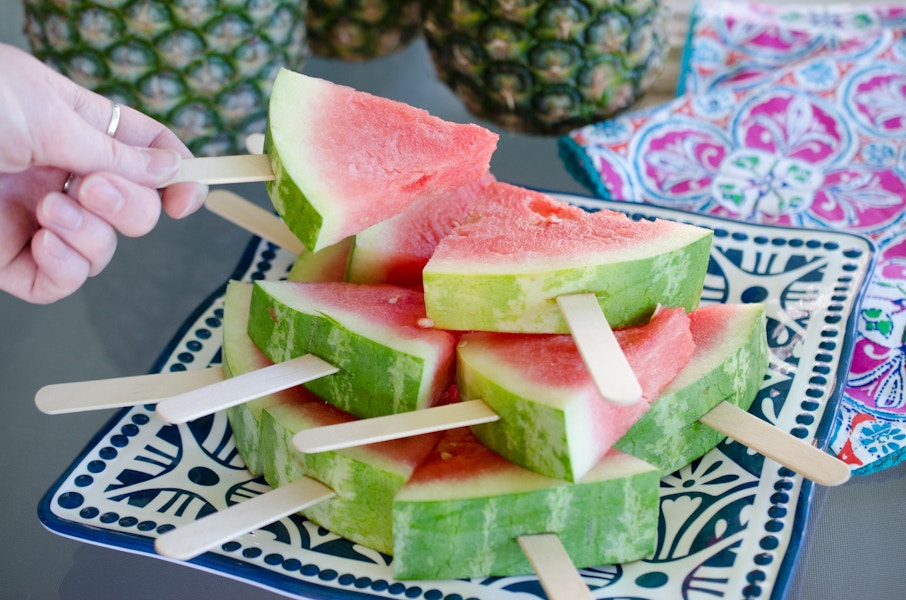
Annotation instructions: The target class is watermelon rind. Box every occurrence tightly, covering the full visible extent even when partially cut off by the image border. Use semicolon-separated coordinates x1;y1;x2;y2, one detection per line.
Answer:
422;185;714;333
614;303;769;474
424;237;712;333
286;237;354;283
246;280;456;419
222;280;299;476
265;133;324;253
259;401;438;555
392;431;660;580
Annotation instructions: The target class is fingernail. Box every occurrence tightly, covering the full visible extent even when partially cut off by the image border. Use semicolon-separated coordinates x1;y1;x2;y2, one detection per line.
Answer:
176;184;209;219
82;178;124;215
45;193;84;230
144;149;182;181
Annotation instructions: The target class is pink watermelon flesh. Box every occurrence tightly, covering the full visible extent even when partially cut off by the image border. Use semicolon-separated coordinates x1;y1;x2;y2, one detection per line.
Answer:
461;306;694;481
278;282;431;333
309;95;493;208
404;426;515;485
430;181;703;266
486;306;693;401
347;171;497;287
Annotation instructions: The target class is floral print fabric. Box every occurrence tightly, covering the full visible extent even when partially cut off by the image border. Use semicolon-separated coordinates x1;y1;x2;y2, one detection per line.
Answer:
559;1;906;475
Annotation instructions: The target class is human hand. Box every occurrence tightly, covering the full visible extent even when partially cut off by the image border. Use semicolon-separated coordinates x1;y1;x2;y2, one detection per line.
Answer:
0;43;209;304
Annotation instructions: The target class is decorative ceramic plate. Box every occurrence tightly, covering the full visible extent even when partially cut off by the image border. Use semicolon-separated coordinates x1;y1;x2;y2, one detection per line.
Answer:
39;192;874;600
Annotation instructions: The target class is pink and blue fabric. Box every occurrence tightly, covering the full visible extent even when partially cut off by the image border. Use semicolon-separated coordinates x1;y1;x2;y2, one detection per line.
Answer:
560;1;906;475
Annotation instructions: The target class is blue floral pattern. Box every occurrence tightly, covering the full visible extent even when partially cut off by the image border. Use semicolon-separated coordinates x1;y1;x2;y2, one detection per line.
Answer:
858;421;906;456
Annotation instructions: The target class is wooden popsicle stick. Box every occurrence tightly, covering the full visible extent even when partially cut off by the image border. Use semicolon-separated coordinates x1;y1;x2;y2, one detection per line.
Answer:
557;293;643;406
293;399;499;453
155;354;338;425
154;476;336;561
166;154;274;186
205;190;305;255
35;367;225;414
700;401;851;486
517;534;594;600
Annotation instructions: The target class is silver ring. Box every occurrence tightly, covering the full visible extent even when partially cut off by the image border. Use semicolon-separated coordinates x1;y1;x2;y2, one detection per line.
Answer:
105;101;120;137
63;100;121;193
62;172;75;193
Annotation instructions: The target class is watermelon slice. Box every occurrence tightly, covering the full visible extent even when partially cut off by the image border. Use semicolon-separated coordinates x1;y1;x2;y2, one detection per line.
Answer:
247;281;458;419
265;69;499;253
224;280;442;553
614;303;769;474
423;182;713;333
222;280;302;476
346;172;497;287
259;391;441;555
458;306;694;482
392;427;660;580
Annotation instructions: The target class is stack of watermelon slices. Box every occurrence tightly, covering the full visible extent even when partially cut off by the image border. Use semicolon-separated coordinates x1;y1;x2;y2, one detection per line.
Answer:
225;280;767;580
219;70;769;582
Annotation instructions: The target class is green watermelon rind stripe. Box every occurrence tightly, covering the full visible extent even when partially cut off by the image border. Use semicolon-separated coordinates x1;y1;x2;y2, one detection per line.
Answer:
222;281;292;477
247;282;435;419
423;232;713;332
265;130;324;254
220;330;263;477
459;359;582;482
226;403;264;476
391;453;660;580
260;404;413;555
614;304;769;474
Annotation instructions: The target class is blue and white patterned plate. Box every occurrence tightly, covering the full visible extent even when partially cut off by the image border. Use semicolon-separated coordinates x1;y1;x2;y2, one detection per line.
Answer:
39;191;875;600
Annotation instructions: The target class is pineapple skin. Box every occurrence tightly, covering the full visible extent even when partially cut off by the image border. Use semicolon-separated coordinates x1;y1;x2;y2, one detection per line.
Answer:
422;0;669;135
22;0;309;156
308;0;422;60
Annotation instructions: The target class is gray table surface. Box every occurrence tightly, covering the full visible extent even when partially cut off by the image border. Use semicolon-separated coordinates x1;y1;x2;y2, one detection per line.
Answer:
2;5;905;599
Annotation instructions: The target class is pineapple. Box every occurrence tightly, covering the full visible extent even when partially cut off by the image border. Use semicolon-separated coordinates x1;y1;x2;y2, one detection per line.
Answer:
422;0;669;134
307;0;421;60
22;0;309;156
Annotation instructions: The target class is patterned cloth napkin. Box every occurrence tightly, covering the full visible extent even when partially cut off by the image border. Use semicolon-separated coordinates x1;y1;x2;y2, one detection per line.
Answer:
559;1;906;475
